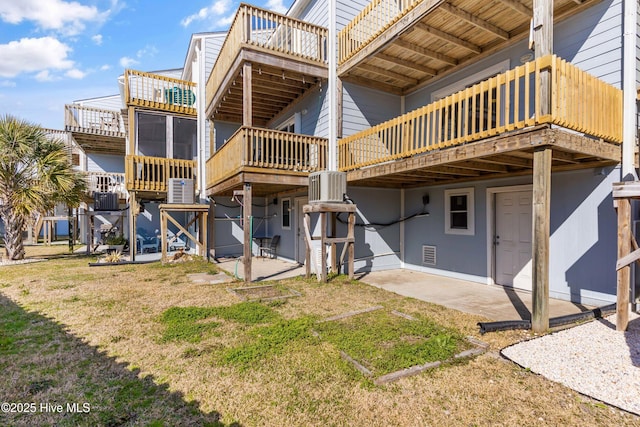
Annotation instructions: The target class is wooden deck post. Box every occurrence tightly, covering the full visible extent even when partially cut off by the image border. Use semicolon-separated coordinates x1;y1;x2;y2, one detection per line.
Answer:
243;183;252;283
304;211;312;279
532;147;551;333
533;0;553;117
243;62;252;127
616;197;631;331
129;192;137;261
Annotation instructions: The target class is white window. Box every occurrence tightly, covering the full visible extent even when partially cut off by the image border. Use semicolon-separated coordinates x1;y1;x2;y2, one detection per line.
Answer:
444;188;474;235
281;198;291;230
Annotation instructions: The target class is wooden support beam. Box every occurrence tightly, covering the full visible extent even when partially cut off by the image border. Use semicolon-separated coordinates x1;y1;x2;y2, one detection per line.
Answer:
243;62;252;127
497;0;533;17
376;53;438;75
532;147;552;333
359;63;419;85
243;183;252;283
440;4;510;40
394;39;458;66
129;192;137;261
616;197;631;331
414;23;482;54
533;0;553;116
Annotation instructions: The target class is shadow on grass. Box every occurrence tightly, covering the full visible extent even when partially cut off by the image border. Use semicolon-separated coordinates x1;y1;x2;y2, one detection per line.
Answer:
0;293;240;427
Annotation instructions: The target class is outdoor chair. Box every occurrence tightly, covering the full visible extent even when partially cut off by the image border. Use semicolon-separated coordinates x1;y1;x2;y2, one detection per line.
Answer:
260;235;280;259
136;229;159;253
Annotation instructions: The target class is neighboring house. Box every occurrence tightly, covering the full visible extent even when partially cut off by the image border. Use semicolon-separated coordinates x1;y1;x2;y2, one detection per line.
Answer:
64;95;128;245
204;0;638;313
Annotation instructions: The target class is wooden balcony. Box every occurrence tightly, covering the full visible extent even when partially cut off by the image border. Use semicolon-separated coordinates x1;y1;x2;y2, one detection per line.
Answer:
84;171;127;199
205;4;328;126
205;127;328;196
339;55;622;187
338;0;595;94
64;104;126;156
123;70;197;116
125;155;197;196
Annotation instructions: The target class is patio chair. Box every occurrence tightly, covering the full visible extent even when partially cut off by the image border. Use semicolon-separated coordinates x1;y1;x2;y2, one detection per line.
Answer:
260;235;280;259
136;228;159;253
167;230;187;251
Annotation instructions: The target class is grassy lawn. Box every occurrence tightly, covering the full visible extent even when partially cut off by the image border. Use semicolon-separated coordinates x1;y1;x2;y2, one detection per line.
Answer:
0;245;637;426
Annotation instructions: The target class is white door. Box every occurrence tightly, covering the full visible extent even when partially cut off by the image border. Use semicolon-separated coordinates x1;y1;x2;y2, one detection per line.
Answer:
495;191;533;290
295;198;308;264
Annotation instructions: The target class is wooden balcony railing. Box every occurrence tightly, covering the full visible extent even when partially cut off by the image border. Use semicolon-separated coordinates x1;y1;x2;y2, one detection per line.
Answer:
206;3;328;108
338;0;420;65
125;155;197;192
124;70;197;115
84;171;127;199
338;55;623;171
64;104;125;136
206;127;328;189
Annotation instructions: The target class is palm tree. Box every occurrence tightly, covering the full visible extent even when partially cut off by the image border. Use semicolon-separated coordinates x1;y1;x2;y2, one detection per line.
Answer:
0;115;86;260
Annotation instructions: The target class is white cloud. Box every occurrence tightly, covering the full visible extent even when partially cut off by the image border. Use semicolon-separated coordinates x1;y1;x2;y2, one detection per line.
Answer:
91;34;103;45
119;57;139;68
181;0;231;27
0;37;74;78
0;80;16;87
265;0;288;14
136;45;158;59
65;68;85;79
35;70;55;82
0;0;100;36
100;64;111;71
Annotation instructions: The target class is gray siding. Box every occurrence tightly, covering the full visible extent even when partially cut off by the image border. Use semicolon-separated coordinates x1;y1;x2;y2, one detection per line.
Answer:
87;154;125;173
342;83;401;138
204;33;226;75
406;0;623;111
397;167;619;306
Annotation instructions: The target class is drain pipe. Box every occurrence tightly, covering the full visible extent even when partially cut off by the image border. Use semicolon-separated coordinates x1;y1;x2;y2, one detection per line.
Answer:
477;304;616;334
622;0;638;180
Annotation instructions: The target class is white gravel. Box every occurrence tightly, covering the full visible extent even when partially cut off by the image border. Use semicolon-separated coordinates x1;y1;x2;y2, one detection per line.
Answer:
502;312;640;415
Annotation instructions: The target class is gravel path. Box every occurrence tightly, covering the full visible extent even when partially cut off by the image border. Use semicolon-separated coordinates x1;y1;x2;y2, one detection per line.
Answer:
502;312;640;415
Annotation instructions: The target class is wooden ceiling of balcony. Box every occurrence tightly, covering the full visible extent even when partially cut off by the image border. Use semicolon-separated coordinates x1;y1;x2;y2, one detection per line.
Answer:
346;126;620;188
338;0;597;95
211;58;325;127
68;131;126;156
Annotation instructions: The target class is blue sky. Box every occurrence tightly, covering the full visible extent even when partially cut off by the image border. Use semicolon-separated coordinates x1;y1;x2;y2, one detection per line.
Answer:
0;0;293;129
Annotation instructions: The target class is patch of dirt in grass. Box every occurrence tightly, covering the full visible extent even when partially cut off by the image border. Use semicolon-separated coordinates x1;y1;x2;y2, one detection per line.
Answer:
0;259;638;427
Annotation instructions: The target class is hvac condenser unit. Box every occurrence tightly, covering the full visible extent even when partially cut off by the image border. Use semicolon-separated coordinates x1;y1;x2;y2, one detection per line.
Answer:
308;171;346;203
167;178;195;204
94;192;118;211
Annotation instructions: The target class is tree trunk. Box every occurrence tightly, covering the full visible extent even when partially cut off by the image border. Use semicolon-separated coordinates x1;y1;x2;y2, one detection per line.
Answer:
1;207;25;260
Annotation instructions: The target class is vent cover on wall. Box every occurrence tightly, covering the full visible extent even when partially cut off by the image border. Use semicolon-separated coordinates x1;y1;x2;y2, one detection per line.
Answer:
167;178;195;204
422;245;436;265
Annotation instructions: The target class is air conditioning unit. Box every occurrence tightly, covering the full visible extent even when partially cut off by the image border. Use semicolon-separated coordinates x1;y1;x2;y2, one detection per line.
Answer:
167;178;195;204
94;192;118;211
309;171;346;203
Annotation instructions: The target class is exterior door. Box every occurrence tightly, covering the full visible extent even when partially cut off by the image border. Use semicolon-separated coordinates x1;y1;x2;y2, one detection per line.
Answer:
495;191;533;290
295;197;307;264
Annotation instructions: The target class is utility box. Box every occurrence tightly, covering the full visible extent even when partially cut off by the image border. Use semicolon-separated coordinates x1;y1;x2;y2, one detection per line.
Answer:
308;171;346;203
167;178;195;204
94;192;118;211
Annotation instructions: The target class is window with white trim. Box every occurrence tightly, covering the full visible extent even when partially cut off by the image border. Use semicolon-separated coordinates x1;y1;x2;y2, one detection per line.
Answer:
281;198;291;230
444;188;474;235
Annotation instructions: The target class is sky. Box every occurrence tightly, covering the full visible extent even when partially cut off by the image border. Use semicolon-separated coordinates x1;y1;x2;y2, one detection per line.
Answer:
0;0;293;130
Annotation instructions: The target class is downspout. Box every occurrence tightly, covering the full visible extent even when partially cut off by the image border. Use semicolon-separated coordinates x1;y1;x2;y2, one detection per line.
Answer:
328;0;337;171
623;0;638;180
196;40;207;202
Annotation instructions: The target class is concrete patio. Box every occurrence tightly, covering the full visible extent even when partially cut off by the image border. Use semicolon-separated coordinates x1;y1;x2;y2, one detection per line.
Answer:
213;257;594;322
